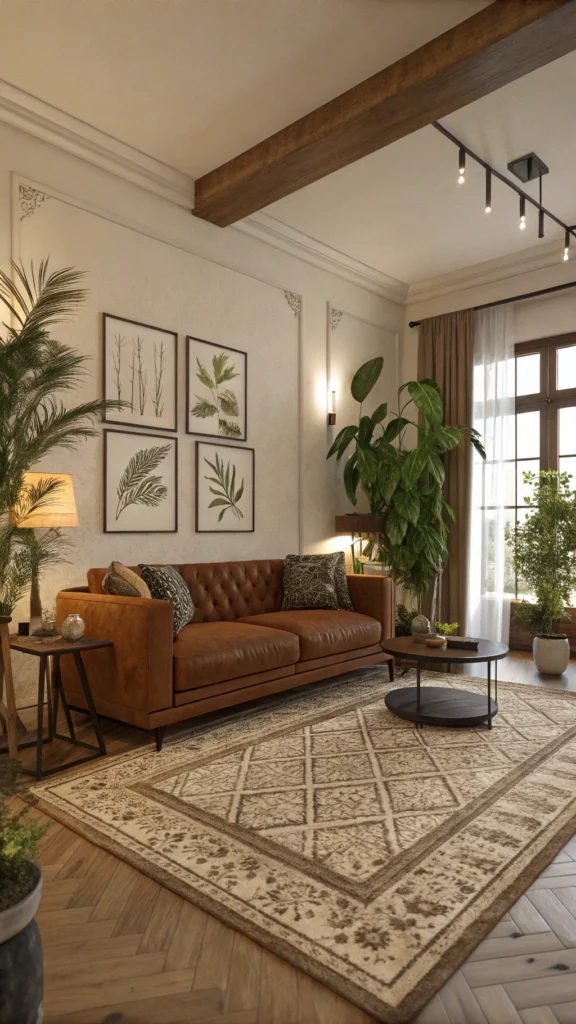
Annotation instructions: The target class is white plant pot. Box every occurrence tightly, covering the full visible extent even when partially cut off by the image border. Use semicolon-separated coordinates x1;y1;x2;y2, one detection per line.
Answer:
533;635;570;675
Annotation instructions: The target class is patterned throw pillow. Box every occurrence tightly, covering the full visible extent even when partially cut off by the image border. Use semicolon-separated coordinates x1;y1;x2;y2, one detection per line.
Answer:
281;554;340;611
138;564;195;635
102;561;151;599
282;552;353;611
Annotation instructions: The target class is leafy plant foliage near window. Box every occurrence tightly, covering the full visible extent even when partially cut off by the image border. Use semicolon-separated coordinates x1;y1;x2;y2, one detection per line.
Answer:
0;260;118;616
507;470;576;635
191;352;241;437
327;357;485;602
115;445;170;521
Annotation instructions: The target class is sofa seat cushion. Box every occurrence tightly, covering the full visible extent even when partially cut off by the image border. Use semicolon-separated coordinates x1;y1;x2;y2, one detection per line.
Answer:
237;610;381;662
172;621;299;692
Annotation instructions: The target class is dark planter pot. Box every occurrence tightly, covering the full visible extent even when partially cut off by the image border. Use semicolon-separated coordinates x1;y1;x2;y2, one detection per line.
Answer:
0;863;43;1024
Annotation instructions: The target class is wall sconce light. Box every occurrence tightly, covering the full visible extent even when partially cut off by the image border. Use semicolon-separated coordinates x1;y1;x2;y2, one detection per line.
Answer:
328;390;336;426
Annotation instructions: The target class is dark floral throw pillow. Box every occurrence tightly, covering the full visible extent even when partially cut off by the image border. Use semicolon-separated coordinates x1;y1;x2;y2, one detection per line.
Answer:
139;564;195;635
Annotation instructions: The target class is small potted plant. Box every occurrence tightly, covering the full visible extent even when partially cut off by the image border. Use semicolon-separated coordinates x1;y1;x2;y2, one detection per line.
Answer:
0;761;48;1024
507;470;576;675
435;621;459;638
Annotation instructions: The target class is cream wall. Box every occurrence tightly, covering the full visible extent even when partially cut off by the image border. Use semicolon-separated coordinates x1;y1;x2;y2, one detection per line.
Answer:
0;120;403;704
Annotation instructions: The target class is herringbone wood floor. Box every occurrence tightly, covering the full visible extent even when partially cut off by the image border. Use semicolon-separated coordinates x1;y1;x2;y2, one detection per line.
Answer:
11;652;576;1023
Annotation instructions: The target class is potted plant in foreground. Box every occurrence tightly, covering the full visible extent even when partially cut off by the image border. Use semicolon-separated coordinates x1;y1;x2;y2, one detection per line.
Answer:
507;470;576;674
0;761;48;1024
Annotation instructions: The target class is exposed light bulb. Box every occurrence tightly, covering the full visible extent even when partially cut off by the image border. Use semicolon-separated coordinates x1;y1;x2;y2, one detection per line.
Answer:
564;230;570;262
457;147;465;185
564;248;570;262
519;196;526;230
458;173;465;185
485;205;492;214
519;216;526;230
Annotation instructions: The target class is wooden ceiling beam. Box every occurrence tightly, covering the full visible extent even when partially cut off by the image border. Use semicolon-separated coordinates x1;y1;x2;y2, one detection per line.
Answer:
193;0;576;227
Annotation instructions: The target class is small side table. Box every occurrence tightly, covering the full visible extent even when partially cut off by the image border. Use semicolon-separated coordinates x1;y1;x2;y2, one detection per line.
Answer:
8;635;112;780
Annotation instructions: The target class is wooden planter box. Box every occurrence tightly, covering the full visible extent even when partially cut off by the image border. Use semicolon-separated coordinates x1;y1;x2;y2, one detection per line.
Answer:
334;513;387;534
509;600;576;655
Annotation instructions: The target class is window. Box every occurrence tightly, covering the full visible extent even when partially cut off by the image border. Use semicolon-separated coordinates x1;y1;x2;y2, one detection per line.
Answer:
509;335;576;594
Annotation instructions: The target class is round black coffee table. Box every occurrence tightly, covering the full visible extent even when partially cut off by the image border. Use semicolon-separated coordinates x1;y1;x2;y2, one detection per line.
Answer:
381;637;509;728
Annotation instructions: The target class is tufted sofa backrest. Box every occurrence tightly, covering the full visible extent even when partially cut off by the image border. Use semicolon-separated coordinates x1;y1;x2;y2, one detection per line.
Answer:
87;559;285;623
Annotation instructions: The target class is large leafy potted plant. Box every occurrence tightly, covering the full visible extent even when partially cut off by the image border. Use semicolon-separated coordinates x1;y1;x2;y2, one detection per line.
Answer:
507;470;576;674
0;260;116;618
328;357;485;607
0;259;119;1017
0;761;48;1024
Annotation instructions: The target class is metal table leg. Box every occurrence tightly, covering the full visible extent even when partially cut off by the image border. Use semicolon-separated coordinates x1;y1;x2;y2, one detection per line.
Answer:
487;659;492;730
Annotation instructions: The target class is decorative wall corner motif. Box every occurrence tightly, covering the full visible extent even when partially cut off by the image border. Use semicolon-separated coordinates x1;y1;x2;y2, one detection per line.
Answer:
284;291;302;319
330;308;344;330
19;185;50;220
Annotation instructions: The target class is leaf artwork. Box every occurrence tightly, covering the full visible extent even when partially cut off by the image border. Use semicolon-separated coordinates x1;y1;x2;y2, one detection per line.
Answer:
204;453;244;522
115;445;171;520
191;351;242;436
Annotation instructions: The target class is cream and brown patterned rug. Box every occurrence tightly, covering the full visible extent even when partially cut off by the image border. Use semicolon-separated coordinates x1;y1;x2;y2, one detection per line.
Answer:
28;669;576;1022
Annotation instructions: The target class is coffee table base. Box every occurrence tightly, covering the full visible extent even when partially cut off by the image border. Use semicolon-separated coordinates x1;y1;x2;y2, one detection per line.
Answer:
385;686;498;728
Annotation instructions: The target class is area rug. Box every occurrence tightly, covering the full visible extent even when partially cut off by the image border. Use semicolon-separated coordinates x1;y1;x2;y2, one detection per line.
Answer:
28;668;576;1022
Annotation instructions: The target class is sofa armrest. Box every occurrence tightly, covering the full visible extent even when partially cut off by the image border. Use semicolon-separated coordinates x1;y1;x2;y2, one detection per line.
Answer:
56;590;174;715
346;573;395;641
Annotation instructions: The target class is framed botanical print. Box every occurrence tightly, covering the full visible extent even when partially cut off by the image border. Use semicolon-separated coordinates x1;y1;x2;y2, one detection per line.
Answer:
104;429;178;533
186;336;247;441
195;442;254;533
103;314;178;432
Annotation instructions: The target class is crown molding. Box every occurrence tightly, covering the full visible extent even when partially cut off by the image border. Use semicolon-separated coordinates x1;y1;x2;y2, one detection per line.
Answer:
235;212;408;304
407;239;573;307
0;79;194;208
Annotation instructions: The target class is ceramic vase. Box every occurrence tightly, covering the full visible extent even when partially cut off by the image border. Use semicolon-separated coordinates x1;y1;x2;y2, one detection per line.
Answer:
533;635;570;675
60;613;85;642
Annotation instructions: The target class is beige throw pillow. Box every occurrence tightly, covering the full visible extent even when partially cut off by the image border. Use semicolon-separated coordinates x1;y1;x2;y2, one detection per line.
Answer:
102;561;152;599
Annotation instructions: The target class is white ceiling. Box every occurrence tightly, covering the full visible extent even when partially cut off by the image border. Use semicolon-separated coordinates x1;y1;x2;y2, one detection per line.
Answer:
2;0;575;285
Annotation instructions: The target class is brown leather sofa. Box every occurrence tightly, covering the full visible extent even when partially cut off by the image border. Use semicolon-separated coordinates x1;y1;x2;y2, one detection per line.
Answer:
56;559;395;749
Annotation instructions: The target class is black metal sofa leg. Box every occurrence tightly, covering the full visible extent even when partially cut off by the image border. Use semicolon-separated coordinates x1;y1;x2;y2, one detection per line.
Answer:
155;726;166;752
387;659;395;682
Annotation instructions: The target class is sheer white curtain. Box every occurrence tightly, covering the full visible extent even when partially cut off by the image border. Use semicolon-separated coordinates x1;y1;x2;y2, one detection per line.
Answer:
466;305;516;641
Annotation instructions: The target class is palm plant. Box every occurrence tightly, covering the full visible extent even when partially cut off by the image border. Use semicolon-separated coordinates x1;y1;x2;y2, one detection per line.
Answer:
0;259;117;616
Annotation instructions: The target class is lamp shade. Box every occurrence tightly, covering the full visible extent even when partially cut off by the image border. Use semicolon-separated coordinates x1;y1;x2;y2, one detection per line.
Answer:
13;473;79;528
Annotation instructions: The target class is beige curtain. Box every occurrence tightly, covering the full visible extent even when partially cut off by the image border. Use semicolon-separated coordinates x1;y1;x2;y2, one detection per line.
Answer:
417;310;474;627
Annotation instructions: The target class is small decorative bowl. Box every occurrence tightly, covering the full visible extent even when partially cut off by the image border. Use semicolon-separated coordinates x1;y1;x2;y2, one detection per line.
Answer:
425;635;447;648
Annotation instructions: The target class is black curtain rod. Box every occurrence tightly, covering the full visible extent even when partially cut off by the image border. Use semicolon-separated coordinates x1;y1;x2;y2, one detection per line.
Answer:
408;278;576;329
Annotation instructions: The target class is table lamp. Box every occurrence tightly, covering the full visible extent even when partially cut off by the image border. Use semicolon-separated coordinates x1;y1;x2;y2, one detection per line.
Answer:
13;473;79;632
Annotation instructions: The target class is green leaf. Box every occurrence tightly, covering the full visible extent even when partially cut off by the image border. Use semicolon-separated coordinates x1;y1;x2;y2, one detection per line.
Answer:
433;426;461;452
407;381;444;427
443;498;456;522
327;424;358;460
208;498;229;508
357;446;379;484
393;489;420;527
402;445;430;489
380;463;401;504
370;402;388;426
218;418;242;437
418;378;441;394
218;389;239;417
343;453;359;505
351;357;383;403
428;451;446;487
358;415;374;447
383;417;408;443
196;357;215;390
203;455;244;521
191;396;218;419
375;440;399;465
386;508;408;546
